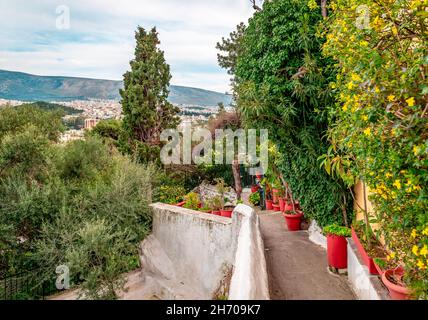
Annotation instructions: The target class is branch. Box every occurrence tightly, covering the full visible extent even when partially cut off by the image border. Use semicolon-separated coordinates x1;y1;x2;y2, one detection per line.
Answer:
250;0;261;11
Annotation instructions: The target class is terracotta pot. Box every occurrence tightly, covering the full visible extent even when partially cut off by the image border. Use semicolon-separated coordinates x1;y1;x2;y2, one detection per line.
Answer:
279;198;286;212
220;209;233;218
251;185;259;193
265;200;274;210
272;204;281;212
327;234;348;269
283;212;304;231
382;267;411;300
351;227;379;275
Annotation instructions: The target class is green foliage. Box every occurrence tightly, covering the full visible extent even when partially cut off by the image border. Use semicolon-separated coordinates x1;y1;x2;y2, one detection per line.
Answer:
323;0;427;297
90;119;123;142
0;106;156;299
0;105;64;142
249;192;261;206
120;26;180;163
157;185;186;204
183;192;201;210
231;0;353;227
323;224;351;238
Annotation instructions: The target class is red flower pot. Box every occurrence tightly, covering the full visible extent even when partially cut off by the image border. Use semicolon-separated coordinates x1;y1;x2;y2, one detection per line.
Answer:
251;185;259;193
279;198;286;212
220;209;233;218
283;212;304;231
351;227;379;275
382;267;411;300
212;210;221;216
272;204;281;212
176;201;186;207
265;200;274;210
272;189;280;204
327;234;348;269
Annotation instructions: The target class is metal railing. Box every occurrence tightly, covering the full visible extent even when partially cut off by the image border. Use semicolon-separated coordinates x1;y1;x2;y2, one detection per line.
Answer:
0;268;58;300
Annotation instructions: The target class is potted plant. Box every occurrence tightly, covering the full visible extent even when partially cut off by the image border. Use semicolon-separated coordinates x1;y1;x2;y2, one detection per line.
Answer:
249;192;261;207
260;177;274;210
323;225;351;270
209;196;223;216
215;178;234;218
381;266;412;300
183;192;201;211
351;221;387;275
283;210;304;231
251;184;259;193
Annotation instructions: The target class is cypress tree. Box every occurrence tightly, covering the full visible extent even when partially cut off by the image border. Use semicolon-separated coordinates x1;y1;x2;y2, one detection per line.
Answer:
120;27;180;162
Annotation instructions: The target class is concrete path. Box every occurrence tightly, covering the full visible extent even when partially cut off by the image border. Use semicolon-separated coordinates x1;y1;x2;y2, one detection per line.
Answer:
259;211;355;300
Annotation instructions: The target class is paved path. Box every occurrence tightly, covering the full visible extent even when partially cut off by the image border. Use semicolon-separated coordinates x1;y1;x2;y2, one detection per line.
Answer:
259;211;355;300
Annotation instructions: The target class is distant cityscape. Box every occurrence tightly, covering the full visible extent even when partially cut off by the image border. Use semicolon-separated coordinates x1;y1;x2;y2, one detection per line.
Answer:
0;98;234;142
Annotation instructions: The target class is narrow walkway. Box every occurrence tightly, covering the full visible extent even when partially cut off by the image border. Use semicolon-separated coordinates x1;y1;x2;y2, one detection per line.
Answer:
259;211;355;300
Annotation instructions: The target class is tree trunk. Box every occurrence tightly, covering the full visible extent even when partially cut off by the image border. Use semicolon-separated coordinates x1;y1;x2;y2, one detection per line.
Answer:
321;0;328;18
232;160;243;200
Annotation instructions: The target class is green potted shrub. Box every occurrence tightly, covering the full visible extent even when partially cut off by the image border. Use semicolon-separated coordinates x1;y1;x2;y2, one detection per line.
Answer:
323;225;351;270
249;192;261;207
183;192;201;211
215;178;234;218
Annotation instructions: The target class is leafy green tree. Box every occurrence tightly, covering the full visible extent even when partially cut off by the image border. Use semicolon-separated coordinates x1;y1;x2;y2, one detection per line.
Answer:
232;0;353;226
120;27;180;163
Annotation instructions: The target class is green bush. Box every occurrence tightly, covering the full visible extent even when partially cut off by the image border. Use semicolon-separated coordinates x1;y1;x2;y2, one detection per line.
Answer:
323;225;352;238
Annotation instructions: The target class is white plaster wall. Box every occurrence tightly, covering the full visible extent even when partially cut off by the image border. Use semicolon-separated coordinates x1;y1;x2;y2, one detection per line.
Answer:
347;238;390;300
144;203;235;299
308;220;327;249
229;205;270;300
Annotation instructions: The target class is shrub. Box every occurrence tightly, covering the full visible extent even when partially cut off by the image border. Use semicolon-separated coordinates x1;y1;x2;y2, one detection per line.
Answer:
323;225;352;238
249;192;261;206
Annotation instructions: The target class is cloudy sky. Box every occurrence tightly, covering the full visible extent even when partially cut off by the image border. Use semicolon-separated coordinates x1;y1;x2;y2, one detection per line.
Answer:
0;0;257;92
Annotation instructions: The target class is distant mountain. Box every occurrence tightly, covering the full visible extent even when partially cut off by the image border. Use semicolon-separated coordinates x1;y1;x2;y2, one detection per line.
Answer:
0;70;232;107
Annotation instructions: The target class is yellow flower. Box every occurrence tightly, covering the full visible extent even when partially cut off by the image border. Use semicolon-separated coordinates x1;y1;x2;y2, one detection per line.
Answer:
393;180;402;190
391;26;398;36
342;105;348;112
420;245;428;257
387;95;395;102
347;82;355;90
406;97;415;107
411;229;418;239
362;115;369;121
417;260;426;270
413;245;419;256
374;87;380;93
386;172;393;178
413;145;421;156
351;73;362;82
360;40;369;47
364;128;371;136
423;227;428;236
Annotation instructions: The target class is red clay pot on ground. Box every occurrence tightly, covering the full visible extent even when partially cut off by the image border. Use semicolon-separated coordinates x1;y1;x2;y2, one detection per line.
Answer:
283;212;304;231
279;198;286;212
272;204;281;212
327;234;348;269
351;227;379;275
381;267;411;300
251;185;259;193
220;209;233;218
265;200;274;210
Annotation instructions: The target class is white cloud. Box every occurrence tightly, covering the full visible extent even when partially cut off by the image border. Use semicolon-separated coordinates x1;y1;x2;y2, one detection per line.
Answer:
0;0;255;92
